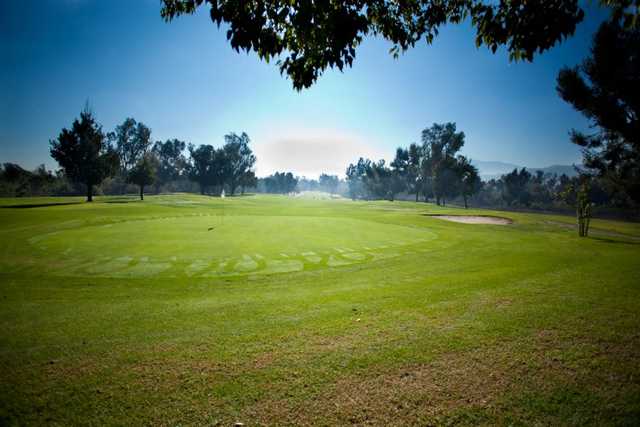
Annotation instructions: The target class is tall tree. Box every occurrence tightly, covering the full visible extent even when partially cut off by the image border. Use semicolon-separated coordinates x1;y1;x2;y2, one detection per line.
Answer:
262;172;298;194
187;144;220;195
159;0;611;90
363;160;402;201
239;170;257;195
407;143;423;201
152;138;187;189
112;118;152;173
556;20;640;204
319;174;340;194
421;122;466;205
346;158;371;200
50;108;119;202
128;153;158;200
456;156;482;208
222;132;256;196
502;168;532;206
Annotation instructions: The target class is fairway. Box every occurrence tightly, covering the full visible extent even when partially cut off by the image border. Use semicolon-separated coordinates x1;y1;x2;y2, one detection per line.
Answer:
1;194;640;425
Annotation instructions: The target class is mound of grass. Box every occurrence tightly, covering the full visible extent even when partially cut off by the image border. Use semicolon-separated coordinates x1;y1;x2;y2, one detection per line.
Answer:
1;194;639;425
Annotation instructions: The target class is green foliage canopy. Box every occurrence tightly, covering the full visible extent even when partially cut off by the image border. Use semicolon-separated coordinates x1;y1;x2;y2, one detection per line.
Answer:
49;109;119;201
157;0;627;90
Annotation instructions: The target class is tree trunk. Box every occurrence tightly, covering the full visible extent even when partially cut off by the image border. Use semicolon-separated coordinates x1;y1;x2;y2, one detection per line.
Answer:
86;183;93;202
200;185;205;195
140;185;144;201
584;204;591;236
463;195;468;209
415;192;419;202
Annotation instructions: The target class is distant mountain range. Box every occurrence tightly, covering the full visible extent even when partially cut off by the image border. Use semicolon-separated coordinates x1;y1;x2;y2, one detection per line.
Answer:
471;160;580;181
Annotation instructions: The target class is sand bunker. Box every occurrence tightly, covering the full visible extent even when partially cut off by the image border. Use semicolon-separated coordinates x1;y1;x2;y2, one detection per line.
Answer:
428;215;513;225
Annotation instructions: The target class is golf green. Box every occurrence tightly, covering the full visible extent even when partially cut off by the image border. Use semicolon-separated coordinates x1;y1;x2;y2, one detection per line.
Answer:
29;214;437;277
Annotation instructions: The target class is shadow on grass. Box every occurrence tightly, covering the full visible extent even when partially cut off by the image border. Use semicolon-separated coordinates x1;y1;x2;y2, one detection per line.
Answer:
0;202;82;209
103;197;142;204
590;236;640;245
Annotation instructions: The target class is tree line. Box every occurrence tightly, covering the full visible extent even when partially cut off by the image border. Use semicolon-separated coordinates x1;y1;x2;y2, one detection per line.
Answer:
346;122;481;207
0;107;260;201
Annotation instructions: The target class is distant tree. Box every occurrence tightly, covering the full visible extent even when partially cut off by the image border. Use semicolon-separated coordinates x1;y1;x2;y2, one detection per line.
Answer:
433;159;460;206
407;143;423;201
319;174;339;194
159;0;602;90
390;147;410;198
187;144;219;195
346;158;370;200
456;156;482;208
0;163;50;196
363;160;388;200
240;170;257;194
502;168;532;206
152;138;187;189
362;160;403;201
390;147;409;176
221;132;256;196
2;163;27;182
284;172;298;193
50;108;119;202
262;172;298;194
557;20;640;205
421;122;466;205
111;118;153;172
529;170;554;207
128;153;158;200
297;177;320;192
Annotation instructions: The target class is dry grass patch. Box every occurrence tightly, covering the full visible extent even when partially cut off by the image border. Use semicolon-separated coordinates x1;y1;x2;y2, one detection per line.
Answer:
237;330;640;426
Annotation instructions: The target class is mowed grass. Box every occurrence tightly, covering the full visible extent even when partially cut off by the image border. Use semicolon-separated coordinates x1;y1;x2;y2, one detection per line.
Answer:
1;194;639;426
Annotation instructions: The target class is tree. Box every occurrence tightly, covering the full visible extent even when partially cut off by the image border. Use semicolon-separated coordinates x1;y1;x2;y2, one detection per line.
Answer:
556;20;640;205
50;108;119;202
262;172;298;194
390;147;410;197
159;0;611;90
502;168;532;206
346;158;370;200
421;122;466;205
153;138;187;189
433;159;460;206
0;163;57;197
240;170;257;194
558;174;593;237
362;160;403;201
407;143;423;201
128;153;158;200
319;174;339;194
112;118;152;173
221;132;256;196
187;144;222;195
456;155;482;208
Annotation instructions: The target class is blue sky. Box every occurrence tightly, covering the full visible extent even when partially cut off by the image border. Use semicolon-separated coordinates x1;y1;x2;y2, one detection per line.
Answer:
1;0;606;177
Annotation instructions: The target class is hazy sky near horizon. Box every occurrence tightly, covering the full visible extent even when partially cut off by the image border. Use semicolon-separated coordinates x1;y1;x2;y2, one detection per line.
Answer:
2;1;607;178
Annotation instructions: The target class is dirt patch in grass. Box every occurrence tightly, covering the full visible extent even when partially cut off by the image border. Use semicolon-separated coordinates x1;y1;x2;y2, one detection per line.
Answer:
238;331;640;426
427;215;513;225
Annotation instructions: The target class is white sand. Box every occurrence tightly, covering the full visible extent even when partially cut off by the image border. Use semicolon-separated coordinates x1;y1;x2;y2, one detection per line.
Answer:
429;215;513;225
